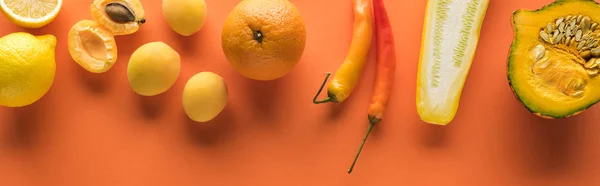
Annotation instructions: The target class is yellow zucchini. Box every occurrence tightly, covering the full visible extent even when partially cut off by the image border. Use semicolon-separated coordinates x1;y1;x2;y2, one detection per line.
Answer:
416;0;490;125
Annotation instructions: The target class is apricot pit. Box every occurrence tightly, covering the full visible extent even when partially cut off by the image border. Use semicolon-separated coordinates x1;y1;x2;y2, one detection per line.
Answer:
67;20;118;73
91;0;146;35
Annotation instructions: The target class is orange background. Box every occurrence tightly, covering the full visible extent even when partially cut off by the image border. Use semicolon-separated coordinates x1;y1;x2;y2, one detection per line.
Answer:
0;0;599;185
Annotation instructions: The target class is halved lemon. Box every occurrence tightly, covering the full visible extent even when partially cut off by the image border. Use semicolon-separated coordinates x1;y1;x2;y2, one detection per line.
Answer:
0;0;63;28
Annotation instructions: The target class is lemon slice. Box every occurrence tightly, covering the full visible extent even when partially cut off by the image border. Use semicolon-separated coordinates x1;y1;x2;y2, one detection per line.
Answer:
0;0;63;28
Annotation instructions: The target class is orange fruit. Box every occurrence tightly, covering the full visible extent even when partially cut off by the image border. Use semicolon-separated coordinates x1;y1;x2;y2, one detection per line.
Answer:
221;0;306;81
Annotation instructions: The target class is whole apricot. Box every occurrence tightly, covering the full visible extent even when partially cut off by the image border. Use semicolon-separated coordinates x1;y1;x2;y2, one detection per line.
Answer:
163;0;207;36
182;72;228;122
127;42;181;96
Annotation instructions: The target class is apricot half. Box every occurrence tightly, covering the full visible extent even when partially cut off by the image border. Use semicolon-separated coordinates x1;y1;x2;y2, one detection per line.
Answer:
90;0;146;35
68;20;118;73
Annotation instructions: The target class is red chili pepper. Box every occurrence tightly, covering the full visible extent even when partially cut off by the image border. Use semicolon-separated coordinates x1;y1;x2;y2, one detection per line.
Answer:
347;0;396;174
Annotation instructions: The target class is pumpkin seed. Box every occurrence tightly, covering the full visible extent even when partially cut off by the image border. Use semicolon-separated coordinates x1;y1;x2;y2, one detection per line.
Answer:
572;91;584;98
566;36;572;46
576;30;583;41
559;22;565;32
574;80;586;91
578;40;587;50
540;31;551;43
554;33;564;44
587;68;599;76
556;17;565;26
535;59;551;69
554;17;565;25
570;38;576;46
588;40;598;48
592;23;598;31
591;47;600;57
577;15;583;23
584;30;592;39
585;57;597;68
531;44;545;61
582;16;591;33
582;50;592;60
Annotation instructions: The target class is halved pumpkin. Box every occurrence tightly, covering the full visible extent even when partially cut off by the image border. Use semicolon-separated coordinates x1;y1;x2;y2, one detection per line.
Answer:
508;0;600;118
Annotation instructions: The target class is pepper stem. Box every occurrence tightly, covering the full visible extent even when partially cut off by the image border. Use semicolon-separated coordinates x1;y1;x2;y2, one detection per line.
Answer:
347;118;378;174
312;72;335;104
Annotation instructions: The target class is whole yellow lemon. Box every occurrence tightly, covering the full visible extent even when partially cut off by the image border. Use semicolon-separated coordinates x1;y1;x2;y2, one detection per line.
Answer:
163;0;207;36
182;72;228;122
127;42;181;96
0;32;56;107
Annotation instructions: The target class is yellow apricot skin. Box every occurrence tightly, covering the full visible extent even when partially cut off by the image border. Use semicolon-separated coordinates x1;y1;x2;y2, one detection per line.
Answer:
182;72;228;122
127;42;181;96
90;0;146;36
68;20;118;73
163;0;208;36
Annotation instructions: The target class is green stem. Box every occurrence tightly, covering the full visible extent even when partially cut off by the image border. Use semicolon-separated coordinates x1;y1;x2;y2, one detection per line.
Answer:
347;119;377;174
312;72;335;104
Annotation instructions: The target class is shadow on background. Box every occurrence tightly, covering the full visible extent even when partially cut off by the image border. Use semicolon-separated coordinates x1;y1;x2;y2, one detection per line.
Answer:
513;112;584;174
75;64;114;95
508;105;585;177
4;104;44;151
136;90;174;121
114;32;144;58
416;120;451;149
169;26;204;56
186;106;235;147
240;76;283;119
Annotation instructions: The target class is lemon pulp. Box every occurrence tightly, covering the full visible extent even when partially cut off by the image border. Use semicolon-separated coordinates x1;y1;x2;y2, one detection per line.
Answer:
0;0;63;28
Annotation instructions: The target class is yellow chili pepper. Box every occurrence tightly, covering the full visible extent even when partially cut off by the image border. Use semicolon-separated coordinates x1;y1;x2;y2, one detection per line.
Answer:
313;0;373;104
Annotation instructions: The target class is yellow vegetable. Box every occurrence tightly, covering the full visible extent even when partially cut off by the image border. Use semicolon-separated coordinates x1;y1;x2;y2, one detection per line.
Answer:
508;0;600;118
416;0;489;125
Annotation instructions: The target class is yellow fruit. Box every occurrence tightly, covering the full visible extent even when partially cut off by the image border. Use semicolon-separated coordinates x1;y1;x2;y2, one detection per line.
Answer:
163;0;207;36
127;42;181;96
221;0;306;81
0;32;56;107
68;20;118;73
91;0;146;35
0;0;63;28
182;72;228;122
